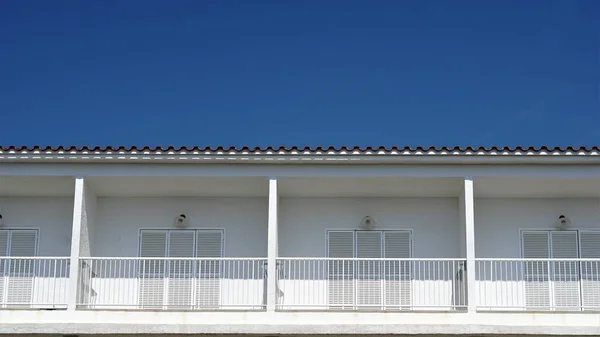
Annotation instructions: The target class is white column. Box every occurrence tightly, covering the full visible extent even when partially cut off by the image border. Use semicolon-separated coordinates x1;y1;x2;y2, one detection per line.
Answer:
67;177;96;311
266;177;279;311
462;177;476;313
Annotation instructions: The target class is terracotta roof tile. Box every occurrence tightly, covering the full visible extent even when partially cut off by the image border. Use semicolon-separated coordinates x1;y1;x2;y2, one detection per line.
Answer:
0;145;598;155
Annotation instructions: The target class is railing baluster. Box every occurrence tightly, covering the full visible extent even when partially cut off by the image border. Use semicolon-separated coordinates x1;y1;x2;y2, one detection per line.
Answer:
0;257;254;310
269;258;469;311
11;257;599;312
473;258;600;311
0;257;71;308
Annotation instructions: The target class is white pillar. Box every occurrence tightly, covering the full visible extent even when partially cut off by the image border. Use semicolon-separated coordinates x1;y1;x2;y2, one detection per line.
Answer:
462;177;476;313
266;177;279;311
67;177;96;311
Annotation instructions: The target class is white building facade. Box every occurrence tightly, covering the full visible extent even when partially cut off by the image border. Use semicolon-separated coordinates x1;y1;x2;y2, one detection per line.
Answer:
0;145;599;336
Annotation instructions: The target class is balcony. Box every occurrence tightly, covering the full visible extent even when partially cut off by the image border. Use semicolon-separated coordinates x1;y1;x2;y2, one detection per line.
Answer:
1;175;600;321
68;257;600;312
3;257;600;313
277;258;467;311
476;258;600;311
73;257;467;311
76;257;267;310
0;257;69;309
0;176;73;309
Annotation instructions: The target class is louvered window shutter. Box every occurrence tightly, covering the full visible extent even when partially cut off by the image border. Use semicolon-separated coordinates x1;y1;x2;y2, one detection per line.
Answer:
0;231;7;256
195;230;223;308
0;231;9;306
138;230;167;308
166;230;194;308
327;231;354;308
550;231;580;309
383;231;412;308
522;231;551;308
579;231;600;309
356;231;382;307
6;230;37;306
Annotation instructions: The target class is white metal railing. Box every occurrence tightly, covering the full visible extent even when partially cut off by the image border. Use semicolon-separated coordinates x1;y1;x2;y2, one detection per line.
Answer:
476;259;600;311
0;257;70;308
276;258;467;311
77;257;267;310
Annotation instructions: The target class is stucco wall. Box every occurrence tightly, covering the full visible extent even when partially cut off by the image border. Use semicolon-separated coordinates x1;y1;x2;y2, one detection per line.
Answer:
474;197;600;258
0;197;73;256
93;197;268;257
279;197;461;258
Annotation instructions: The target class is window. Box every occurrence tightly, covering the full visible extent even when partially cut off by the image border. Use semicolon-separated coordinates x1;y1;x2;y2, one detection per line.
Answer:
0;229;38;307
327;230;412;309
138;229;223;309
521;230;600;310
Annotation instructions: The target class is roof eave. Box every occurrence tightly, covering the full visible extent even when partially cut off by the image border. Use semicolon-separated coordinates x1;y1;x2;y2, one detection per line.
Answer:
1;153;600;165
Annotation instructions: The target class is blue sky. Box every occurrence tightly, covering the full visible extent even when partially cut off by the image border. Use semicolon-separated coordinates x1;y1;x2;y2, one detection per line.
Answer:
1;0;598;147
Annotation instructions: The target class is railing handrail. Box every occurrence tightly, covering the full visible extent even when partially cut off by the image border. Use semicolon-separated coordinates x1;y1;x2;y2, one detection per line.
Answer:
277;257;466;261
476;258;600;262
0;256;70;260
80;257;267;261
4;257;598;262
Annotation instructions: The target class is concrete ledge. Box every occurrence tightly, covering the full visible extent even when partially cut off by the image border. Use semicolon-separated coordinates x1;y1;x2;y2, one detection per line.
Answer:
0;311;599;335
3;323;600;336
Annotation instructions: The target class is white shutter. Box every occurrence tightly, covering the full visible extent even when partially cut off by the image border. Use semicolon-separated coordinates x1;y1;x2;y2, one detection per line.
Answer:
356;231;382;258
523;231;550;258
356;231;382;307
580;231;600;309
195;230;223;308
327;231;354;308
0;231;8;306
384;231;411;259
0;231;7;256
328;231;354;258
166;230;194;308
140;231;168;258
138;230;167;308
550;231;580;309
8;230;37;257
383;231;412;308
522;231;550;308
6;230;36;306
196;230;223;258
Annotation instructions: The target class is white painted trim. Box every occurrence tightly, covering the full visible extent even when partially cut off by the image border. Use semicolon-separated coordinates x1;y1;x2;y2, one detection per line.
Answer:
1;148;600;165
5;163;600;178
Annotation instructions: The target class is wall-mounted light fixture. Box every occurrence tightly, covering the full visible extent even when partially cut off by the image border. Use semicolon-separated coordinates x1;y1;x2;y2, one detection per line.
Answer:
360;216;376;230
557;214;571;230
173;214;187;228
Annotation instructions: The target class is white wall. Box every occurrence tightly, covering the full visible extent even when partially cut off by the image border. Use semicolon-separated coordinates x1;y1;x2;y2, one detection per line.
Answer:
93;197;268;257
0;197;73;256
279;197;461;258
475;198;600;258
